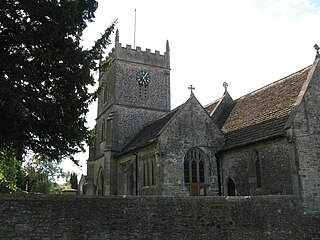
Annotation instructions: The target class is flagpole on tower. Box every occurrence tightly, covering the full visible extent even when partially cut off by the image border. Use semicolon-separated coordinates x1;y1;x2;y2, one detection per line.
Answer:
134;9;136;48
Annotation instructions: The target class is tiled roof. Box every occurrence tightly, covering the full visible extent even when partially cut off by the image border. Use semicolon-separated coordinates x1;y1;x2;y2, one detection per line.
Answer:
224;116;288;149
118;107;180;156
222;66;311;149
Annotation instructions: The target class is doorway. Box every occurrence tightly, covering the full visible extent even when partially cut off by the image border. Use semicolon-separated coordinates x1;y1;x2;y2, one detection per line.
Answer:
227;178;236;196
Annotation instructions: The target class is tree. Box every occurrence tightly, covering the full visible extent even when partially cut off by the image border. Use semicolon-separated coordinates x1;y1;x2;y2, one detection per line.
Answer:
69;172;78;190
0;0;116;162
22;154;66;194
0;149;21;192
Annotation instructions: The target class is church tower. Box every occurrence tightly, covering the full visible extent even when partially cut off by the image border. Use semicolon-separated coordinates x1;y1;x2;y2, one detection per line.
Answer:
87;30;171;195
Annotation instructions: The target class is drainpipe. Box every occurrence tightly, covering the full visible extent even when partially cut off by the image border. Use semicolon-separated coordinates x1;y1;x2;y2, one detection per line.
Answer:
216;153;222;196
133;152;138;196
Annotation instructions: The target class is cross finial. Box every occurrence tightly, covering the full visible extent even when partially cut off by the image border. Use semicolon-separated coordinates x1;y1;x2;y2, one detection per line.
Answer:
188;85;195;95
314;44;320;59
223;82;228;94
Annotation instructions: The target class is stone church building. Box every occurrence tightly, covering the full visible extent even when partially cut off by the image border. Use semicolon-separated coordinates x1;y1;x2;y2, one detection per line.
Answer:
85;31;320;212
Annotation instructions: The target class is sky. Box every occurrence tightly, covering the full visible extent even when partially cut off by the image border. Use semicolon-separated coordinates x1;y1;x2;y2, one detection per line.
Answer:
61;0;320;178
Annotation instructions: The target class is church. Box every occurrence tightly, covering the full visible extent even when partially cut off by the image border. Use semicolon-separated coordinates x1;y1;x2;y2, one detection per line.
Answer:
84;30;320;212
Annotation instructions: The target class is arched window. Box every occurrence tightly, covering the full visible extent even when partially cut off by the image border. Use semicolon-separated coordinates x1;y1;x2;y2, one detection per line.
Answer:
143;161;147;186
184;160;190;183
151;160;155;185
184;148;208;196
142;156;156;187
191;160;197;183
256;158;262;188
106;112;115;149
199;160;205;183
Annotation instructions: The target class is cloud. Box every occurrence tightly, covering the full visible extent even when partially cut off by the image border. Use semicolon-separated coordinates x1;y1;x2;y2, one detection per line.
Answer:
261;0;320;17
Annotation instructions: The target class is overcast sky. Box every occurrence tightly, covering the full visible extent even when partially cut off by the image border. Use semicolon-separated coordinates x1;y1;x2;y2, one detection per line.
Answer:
62;0;320;177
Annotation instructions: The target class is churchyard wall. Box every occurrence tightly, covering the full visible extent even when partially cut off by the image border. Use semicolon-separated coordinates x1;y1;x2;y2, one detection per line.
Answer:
1;194;319;240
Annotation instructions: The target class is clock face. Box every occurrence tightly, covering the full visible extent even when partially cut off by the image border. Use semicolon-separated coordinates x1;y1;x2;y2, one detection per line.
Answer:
136;70;151;85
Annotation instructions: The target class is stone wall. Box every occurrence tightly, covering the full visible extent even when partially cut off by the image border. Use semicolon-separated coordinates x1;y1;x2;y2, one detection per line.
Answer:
0;194;319;240
292;58;320;212
114;105;167;151
220;137;299;196
158;95;224;196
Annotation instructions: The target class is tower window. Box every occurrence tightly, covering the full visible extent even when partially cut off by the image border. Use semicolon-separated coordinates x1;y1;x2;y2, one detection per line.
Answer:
106;118;112;148
103;85;108;103
105;112;115;149
101;119;105;141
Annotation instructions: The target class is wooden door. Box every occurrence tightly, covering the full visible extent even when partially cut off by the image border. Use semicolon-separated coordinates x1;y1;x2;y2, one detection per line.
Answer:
189;183;207;196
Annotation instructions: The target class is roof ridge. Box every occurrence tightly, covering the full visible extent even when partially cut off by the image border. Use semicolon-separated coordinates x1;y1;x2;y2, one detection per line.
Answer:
237;65;311;100
204;96;223;108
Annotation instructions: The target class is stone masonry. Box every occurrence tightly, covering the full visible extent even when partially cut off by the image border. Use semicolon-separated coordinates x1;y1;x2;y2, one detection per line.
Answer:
1;194;320;240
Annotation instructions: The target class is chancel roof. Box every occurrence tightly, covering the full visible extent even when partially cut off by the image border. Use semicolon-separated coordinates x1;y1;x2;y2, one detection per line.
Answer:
221;66;311;149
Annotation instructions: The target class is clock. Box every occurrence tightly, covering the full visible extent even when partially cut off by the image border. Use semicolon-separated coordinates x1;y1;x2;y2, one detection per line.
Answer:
136;70;151;85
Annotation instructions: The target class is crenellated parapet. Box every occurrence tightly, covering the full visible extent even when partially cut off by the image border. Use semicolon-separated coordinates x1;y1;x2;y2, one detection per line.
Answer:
109;30;170;69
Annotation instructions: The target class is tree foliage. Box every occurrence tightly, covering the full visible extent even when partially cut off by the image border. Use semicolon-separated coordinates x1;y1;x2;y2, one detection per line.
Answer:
0;0;116;162
0;149;20;192
22;154;66;194
69;172;78;190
